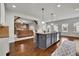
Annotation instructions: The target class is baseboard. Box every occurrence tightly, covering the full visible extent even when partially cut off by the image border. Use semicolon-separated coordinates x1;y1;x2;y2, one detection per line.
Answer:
9;36;34;43
61;35;79;40
16;36;34;42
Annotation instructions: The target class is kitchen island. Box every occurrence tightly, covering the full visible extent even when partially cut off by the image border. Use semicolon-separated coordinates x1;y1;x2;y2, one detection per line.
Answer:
36;32;61;49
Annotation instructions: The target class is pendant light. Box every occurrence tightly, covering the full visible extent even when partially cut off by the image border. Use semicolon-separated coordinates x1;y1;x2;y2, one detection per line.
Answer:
41;8;45;24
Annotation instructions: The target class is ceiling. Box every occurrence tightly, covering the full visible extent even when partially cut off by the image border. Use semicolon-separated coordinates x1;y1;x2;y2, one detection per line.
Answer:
5;3;79;22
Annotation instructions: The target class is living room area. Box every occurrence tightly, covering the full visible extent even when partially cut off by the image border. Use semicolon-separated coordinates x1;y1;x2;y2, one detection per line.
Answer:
0;3;79;56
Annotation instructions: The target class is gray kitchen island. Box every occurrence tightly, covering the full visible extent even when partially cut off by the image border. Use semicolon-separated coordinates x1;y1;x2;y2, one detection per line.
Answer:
36;32;61;49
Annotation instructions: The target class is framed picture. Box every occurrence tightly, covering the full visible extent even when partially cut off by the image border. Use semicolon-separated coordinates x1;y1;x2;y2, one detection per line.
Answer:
53;24;58;32
73;22;79;32
62;24;68;32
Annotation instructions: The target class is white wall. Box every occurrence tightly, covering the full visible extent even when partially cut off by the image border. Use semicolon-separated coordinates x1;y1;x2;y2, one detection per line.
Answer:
6;11;15;43
29;24;35;31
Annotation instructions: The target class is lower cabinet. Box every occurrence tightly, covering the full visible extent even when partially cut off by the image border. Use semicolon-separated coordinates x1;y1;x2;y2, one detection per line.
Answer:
46;34;52;48
36;32;60;49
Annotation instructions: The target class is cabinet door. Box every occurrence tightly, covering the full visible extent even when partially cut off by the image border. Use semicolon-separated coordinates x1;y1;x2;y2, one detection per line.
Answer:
46;34;52;48
54;33;57;42
39;35;46;48
52;34;55;44
52;33;58;44
35;34;39;48
57;33;60;41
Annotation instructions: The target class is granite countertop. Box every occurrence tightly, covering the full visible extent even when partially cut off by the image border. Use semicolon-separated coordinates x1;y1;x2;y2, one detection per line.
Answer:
36;32;59;34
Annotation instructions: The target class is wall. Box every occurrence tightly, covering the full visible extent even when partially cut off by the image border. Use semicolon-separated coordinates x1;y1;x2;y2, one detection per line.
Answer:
29;24;35;32
0;38;9;56
48;17;79;37
0;3;1;24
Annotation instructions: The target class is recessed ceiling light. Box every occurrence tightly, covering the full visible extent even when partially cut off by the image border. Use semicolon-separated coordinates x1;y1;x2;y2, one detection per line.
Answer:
42;21;45;24
75;8;79;11
51;23;54;25
57;4;61;7
12;5;16;8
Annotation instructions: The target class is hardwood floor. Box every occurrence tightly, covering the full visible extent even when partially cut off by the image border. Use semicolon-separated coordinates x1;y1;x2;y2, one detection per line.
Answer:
9;38;58;56
9;36;79;56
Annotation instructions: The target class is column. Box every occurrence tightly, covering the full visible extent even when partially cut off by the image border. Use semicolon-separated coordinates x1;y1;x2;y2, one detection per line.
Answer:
1;3;6;25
